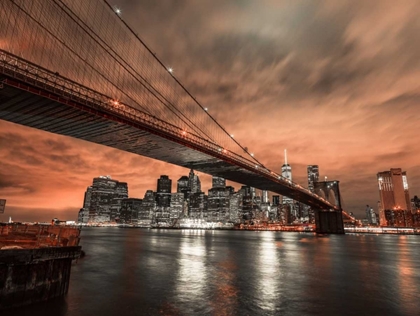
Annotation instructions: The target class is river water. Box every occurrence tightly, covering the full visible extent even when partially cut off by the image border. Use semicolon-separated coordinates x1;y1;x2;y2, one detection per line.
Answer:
7;228;420;316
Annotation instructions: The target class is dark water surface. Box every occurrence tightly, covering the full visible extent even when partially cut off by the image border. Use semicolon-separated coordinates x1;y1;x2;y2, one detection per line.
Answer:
7;228;420;316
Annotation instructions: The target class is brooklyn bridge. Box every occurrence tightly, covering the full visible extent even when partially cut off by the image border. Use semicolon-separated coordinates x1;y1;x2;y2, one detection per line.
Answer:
0;0;346;233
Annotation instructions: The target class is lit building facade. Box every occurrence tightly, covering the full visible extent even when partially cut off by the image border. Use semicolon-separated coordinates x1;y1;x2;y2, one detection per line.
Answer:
188;169;201;194
120;198;142;225
170;193;184;219
82;176;128;223
281;150;294;213
307;165;319;192
207;187;231;222
377;168;412;227
156;175;172;207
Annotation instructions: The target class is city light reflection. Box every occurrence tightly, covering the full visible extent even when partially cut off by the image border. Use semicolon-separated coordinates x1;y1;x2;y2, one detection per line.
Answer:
175;230;208;311
257;232;280;311
396;236;418;315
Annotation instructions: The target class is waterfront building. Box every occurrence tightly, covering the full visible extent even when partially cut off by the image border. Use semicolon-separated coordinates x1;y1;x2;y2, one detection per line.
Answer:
170;193;184;219
365;205;378;225
207;187;231;222
229;192;242;223
241;186;254;221
272;195;280;206
189;192;206;219
120;198;142;225
377;168;411;226
177;176;190;197
188;169;201;194
82;176;128;223
156;175;172;207
212;176;226;188
307;165;319;192
139;190;155;226
110;198;124;222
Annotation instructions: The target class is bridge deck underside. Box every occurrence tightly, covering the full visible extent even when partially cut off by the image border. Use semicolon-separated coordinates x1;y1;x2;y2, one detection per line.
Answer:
0;82;330;209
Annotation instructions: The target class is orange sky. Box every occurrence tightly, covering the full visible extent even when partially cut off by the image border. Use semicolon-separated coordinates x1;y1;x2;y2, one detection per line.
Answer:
1;0;419;222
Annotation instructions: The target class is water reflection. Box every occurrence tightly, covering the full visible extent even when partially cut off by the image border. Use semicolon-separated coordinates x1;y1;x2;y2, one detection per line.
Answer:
175;230;208;314
257;232;280;311
396;236;419;316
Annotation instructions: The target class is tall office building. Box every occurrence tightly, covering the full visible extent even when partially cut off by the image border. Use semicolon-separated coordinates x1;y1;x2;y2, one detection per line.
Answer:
229;192;242;223
170;193;184;219
139;190;155;226
282;149;292;181
365;205;378;225
120;198;142;225
307;165;319;192
177;176;190;197
82;176;128;223
189;192;206;219
188;169;201;193
156;175;172;207
207;187;231;222
282;150;294;207
377;168;411;226
212;176;226;189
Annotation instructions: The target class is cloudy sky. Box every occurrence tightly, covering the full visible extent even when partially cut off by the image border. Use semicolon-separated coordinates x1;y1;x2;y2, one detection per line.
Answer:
1;0;419;222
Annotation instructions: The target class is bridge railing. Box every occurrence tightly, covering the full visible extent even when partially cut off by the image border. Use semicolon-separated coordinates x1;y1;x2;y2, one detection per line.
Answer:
0;50;336;210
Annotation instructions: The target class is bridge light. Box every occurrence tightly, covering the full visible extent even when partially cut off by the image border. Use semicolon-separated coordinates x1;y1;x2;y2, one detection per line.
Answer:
223;149;227;154
255;165;258;168
204;107;208;111
218;148;222;152
111;100;119;106
181;131;187;136
250;153;254;157
230;134;234;138
114;7;122;15
168;67;173;73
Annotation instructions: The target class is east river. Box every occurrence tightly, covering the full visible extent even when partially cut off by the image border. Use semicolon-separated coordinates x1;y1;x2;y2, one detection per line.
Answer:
6;228;420;316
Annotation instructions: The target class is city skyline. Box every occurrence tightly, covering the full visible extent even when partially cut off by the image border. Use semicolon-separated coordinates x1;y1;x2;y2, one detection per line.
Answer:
1;0;420;222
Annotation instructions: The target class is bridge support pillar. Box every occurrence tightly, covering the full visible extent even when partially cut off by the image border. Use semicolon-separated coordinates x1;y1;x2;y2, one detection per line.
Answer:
315;209;345;234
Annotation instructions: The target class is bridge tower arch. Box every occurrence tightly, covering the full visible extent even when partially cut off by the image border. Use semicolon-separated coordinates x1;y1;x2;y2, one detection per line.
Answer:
313;181;344;234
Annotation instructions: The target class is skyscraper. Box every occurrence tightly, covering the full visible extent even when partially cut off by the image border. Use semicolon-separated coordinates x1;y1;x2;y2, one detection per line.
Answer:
307;165;319;192
156;175;172;207
377;168;411;226
82;176;128;223
281;149;294;207
120;198;142;225
282;149;292;181
188;169;201;193
177;176;190;197
207;187;231;222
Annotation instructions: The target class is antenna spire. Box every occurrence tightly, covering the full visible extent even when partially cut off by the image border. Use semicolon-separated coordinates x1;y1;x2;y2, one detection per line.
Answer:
284;149;288;165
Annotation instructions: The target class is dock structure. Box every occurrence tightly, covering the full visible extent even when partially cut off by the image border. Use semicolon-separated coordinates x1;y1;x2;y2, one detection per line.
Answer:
0;224;82;310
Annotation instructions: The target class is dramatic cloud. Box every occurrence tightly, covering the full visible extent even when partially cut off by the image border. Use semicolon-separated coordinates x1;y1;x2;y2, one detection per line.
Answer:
1;0;419;221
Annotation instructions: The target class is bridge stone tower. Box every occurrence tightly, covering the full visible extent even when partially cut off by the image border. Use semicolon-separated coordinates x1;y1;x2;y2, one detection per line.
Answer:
313;181;345;234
